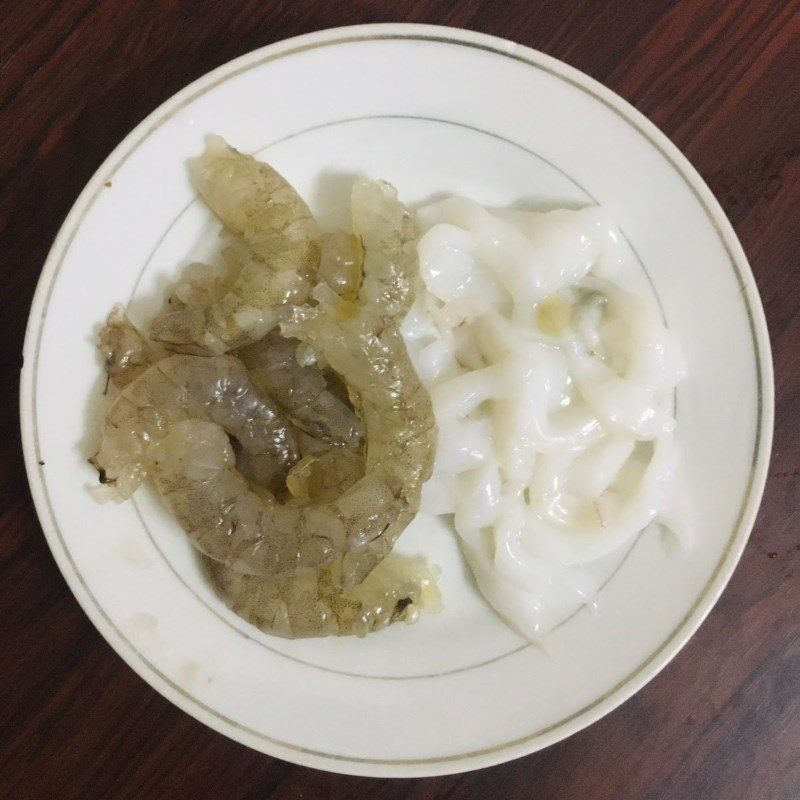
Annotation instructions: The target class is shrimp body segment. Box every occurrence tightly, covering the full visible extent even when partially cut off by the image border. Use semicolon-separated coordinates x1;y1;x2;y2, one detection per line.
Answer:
151;136;320;353
91;353;299;499
238;332;364;449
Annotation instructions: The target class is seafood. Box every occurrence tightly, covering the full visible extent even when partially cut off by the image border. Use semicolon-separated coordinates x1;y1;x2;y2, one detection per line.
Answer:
150;136;320;353
98;305;153;389
203;444;440;639
237;332;363;449
319;230;362;300
141;182;434;582
94;310;345;492
92;151;440;636
205;553;441;638
401;198;687;639
284;179;437;584
92;352;409;576
199;418;434;638
91;353;299;500
146;418;405;576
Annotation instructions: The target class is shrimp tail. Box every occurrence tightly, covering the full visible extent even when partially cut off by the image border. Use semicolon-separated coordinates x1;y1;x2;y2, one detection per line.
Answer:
204;553;441;638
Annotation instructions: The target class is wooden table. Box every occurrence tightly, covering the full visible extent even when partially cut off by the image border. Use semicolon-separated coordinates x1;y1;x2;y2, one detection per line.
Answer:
1;2;798;798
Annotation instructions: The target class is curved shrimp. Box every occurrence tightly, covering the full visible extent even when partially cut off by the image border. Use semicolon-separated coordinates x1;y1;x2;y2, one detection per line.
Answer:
284;179;437;585
146;418;404;576
204;552;440;638
91;353;299;499
93;176;438;631
150;136;320;354
94;309;344;493
203;434;440;638
237;332;363;449
92;349;404;576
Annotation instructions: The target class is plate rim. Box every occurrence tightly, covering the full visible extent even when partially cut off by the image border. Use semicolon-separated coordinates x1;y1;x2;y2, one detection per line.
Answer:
19;22;774;777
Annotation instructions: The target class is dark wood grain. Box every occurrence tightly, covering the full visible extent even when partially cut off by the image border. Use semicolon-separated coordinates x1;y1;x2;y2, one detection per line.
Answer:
1;1;798;797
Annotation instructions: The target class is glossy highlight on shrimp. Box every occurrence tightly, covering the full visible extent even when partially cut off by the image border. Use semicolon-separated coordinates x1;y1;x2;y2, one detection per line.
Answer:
150;136;320;354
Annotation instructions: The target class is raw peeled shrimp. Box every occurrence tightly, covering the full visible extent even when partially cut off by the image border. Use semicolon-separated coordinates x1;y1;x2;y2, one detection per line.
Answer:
91;353;299;499
204;434;440;638
92;175;439;632
94;316;431;633
91;347;408;577
205;552;441;638
237;332;363;449
150;136;320;354
145;418;404;576
284;179;437;584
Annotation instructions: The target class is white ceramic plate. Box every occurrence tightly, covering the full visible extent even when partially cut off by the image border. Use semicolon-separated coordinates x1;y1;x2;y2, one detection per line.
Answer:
21;24;772;777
